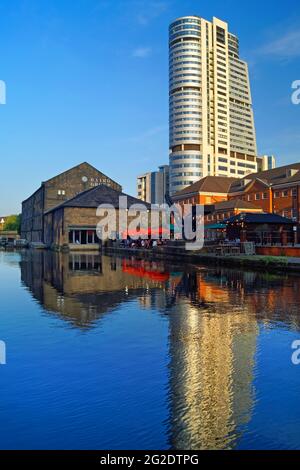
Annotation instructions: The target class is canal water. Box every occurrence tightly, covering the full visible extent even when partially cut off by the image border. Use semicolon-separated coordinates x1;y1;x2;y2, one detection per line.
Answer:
0;250;300;450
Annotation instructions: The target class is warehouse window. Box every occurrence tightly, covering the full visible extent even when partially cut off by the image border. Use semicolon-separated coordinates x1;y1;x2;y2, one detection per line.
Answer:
68;229;100;245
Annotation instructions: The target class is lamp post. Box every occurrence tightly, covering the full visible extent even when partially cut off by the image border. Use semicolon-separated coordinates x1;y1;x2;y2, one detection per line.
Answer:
293;226;298;246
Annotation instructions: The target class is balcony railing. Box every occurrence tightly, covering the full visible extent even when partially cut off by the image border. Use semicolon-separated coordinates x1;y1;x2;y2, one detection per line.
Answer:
245;231;295;246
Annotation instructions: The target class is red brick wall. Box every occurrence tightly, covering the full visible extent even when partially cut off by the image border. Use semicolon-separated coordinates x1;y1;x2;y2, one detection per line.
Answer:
229;181;272;213
230;183;300;220
205;208;262;224
272;187;298;219
175;193;227;210
256;246;300;257
174;179;300;223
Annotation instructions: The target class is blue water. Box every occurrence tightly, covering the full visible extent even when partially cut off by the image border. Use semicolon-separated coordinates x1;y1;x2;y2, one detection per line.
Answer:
0;250;300;450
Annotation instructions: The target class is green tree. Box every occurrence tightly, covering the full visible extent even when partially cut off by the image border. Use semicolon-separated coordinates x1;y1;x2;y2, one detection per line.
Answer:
3;214;21;233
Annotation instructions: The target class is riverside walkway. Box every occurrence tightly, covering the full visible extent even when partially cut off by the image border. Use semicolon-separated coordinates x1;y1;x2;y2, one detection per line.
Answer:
104;244;300;274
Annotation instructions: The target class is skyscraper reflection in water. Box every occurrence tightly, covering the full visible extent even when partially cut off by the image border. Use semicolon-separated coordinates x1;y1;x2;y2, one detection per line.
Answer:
167;271;258;449
20;251;300;449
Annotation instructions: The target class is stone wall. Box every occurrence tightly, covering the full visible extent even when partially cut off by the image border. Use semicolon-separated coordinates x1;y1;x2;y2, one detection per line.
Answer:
44;209;64;246
43;162;122;212
21;186;45;242
21;162;122;243
44;206;151;249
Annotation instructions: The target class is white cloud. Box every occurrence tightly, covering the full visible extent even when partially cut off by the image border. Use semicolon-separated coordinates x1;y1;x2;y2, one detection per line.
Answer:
136;1;168;26
259;29;300;59
132;46;152;58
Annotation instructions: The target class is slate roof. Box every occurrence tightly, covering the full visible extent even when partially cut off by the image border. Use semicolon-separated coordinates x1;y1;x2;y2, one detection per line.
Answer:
249;162;300;183
173;176;238;198
229;162;300;193
172;162;300;200
210;199;262;211
225;212;295;225
45;184;152;213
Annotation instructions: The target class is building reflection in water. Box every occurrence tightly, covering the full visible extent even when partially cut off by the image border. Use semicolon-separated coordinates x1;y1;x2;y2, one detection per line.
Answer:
20;251;168;328
167;270;258;450
166;268;300;449
20;251;300;449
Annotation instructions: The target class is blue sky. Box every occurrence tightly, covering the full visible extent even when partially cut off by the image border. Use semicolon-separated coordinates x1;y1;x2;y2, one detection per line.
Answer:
0;0;300;214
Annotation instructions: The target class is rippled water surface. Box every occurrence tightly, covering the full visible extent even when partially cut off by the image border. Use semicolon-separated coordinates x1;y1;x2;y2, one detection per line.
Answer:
0;250;300;450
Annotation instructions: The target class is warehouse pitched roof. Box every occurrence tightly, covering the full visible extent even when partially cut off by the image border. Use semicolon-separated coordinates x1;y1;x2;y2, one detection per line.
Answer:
45;184;152;213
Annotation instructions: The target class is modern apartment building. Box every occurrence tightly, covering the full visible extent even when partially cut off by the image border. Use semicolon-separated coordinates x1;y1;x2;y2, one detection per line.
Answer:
137;165;169;204
257;155;276;172
169;15;258;194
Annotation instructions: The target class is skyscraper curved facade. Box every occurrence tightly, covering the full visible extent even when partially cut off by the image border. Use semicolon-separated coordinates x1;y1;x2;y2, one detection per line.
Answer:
169;16;258;195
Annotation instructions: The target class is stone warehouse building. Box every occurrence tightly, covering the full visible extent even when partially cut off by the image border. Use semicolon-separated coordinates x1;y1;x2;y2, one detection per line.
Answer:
21;163;122;243
43;184;151;250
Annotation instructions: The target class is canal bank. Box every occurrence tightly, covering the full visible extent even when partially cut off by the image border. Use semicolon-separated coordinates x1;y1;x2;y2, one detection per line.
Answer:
5;243;300;274
103;245;300;274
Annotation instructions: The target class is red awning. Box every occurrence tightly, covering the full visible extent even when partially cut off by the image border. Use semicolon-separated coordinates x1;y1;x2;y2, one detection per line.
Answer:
122;227;170;238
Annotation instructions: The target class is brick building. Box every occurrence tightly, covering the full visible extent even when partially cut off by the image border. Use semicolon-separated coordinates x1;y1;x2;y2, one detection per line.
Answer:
172;176;238;207
21;162;122;243
173;163;300;223
205;199;262;224
43;184;151;250
228;163;300;221
225;213;295;245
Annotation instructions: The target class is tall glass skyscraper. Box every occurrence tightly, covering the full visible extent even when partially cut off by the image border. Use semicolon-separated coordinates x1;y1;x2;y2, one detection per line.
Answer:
169;16;258;195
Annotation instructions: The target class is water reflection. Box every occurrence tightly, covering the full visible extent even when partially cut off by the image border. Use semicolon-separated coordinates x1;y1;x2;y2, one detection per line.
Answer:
166;268;300;449
167;277;258;450
19;251;300;450
20;251;167;328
